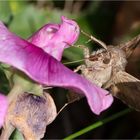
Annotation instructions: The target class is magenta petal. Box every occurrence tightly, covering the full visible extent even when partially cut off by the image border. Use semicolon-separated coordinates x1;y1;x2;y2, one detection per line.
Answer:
0;94;8;127
28;23;60;50
0;22;113;115
28;16;80;61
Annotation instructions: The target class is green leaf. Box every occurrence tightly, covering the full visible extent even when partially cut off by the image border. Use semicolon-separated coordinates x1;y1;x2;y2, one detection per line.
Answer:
0;1;12;23
10;129;24;140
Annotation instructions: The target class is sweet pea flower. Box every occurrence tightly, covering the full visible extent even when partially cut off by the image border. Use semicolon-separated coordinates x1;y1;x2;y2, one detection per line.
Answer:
0;94;8;128
28;16;79;61
0;17;113;115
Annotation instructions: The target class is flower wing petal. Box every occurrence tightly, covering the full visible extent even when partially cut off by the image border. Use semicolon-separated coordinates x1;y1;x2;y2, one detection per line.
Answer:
0;22;113;115
28;16;80;61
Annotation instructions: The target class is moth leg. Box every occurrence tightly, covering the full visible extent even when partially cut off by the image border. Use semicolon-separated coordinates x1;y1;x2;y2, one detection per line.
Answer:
77;45;92;66
103;79;113;89
77;45;90;58
43;86;53;90
74;65;86;73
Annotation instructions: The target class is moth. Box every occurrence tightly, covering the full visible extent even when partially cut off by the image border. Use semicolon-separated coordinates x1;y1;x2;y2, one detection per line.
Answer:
74;31;140;111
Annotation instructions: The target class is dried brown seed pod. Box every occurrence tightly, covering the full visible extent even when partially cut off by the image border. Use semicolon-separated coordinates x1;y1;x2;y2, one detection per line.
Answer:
1;92;57;140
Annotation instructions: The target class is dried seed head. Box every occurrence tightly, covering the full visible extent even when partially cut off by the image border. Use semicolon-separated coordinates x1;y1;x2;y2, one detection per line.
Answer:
5;92;57;140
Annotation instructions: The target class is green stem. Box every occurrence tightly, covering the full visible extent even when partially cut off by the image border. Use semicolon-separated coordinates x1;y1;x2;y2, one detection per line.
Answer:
64;108;131;140
8;84;24;103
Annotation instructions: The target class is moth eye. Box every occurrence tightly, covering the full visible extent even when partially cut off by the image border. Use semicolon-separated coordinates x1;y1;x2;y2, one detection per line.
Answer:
89;55;98;61
103;57;110;64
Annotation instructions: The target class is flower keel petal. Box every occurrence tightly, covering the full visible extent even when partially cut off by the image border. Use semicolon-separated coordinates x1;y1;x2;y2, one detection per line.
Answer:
0;21;113;115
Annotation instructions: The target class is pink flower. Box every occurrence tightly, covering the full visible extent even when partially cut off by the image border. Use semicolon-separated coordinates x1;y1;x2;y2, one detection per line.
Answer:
0;17;113;115
28;16;79;61
0;94;8;127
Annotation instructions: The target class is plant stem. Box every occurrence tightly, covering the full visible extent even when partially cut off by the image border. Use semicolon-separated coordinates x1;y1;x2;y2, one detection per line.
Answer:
8;84;24;103
64;108;131;140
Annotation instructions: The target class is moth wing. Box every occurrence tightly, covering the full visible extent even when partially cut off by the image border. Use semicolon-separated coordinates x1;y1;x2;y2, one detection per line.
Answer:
109;71;140;111
118;34;140;58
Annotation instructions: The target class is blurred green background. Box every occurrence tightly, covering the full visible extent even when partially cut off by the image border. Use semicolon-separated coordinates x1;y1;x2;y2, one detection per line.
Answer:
1;0;140;139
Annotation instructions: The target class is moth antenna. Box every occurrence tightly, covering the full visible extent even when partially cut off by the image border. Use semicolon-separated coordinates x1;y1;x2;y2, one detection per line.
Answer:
63;41;77;47
81;30;108;50
57;93;83;117
56;103;68;116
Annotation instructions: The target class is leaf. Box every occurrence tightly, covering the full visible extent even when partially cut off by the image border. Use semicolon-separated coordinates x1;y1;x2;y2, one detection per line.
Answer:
0;1;12;24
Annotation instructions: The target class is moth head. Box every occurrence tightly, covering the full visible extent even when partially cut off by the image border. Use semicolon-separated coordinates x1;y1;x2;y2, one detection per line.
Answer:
89;49;111;66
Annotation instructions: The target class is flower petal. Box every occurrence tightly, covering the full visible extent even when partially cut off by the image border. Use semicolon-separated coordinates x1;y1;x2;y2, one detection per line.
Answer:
0;94;8;127
28;23;59;50
0;21;113;115
28;16;80;61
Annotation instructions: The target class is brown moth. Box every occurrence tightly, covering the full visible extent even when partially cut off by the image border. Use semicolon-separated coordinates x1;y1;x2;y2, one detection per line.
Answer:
74;31;140;111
